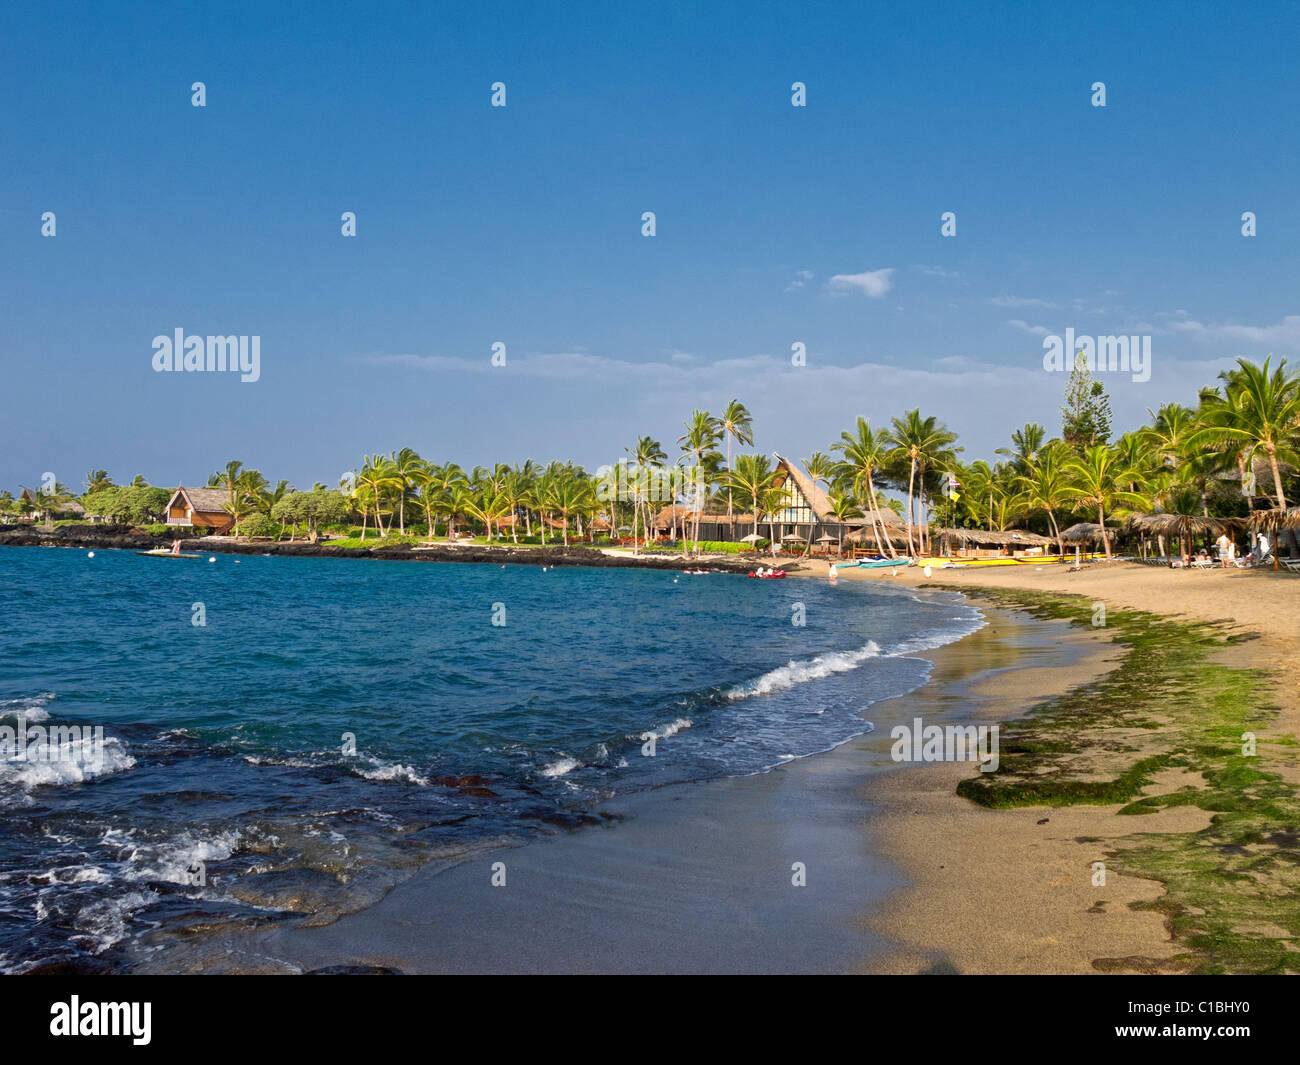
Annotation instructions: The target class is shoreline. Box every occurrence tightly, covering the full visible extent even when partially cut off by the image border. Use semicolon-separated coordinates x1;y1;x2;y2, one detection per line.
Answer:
0;524;756;574
128;601;1120;974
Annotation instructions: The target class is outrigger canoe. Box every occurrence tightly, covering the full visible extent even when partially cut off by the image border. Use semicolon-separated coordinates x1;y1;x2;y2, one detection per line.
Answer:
921;554;1104;568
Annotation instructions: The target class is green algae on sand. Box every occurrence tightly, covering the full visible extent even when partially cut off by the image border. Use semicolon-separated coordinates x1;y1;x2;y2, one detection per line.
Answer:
946;587;1299;975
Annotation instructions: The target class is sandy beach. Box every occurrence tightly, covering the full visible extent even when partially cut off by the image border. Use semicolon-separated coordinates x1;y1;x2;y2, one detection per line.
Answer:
819;559;1299;973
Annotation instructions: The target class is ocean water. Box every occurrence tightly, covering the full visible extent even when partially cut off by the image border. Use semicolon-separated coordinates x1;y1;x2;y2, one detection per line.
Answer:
0;546;981;972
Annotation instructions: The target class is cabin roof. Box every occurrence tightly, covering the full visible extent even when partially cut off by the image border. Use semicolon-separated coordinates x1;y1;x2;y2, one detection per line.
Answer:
169;486;231;513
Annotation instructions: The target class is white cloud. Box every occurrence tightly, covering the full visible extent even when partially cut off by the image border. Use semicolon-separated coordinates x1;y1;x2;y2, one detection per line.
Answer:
1165;315;1300;345
1007;319;1050;336
827;268;894;298
785;269;815;292
916;265;961;280
990;295;1060;309
364;347;1243;465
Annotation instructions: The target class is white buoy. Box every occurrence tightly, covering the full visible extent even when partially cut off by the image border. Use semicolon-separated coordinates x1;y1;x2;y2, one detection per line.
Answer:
87;551;94;558
208;557;216;563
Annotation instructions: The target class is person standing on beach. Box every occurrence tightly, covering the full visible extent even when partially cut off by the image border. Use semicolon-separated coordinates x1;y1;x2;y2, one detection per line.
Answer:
828;561;838;582
1216;533;1230;568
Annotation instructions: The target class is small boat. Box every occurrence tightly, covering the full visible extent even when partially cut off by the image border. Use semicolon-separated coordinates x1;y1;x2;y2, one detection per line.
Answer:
857;558;899;569
135;549;203;559
748;570;787;579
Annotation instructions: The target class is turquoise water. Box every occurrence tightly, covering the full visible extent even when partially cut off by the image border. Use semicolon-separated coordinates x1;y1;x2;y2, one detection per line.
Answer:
0;546;980;972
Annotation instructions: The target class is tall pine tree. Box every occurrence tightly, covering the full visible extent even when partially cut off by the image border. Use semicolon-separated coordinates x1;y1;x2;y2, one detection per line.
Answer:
1061;350;1112;451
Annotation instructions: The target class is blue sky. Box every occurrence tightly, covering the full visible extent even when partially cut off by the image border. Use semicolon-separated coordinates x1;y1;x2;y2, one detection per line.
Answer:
3;0;1299;492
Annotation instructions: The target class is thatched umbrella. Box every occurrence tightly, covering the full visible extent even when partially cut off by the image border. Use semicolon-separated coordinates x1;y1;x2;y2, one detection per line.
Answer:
1249;505;1300;531
930;526;1052;558
1125;512;1245;565
1060;522;1108;544
1248;507;1300;569
1059;522;1112;564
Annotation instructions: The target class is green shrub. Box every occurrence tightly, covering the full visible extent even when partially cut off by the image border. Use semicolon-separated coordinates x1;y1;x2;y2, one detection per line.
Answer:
692;540;766;554
241;514;279;538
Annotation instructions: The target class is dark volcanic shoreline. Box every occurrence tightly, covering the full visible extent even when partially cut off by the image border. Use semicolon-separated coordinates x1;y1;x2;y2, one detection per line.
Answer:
0;524;757;573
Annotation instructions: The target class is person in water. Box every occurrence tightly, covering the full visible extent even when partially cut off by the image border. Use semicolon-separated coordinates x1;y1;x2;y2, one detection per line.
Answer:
171;539;182;555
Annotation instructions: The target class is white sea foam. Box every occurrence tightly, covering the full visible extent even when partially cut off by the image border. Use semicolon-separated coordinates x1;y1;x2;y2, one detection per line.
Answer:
0;693;54;724
539;756;580;778
354;758;431;786
105;827;242;885
71;889;159;954
726;641;882;700
0;735;134;792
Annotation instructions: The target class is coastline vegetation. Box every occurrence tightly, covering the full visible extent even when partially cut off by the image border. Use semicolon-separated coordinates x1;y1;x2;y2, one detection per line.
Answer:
3;355;1298;558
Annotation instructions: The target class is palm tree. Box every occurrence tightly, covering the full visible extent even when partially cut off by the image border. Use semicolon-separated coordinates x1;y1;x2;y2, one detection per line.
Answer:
28;482;74;525
827;494;861;555
387;447;423;535
83;470;113;493
677;410;719;555
799;451;835;556
1192;356;1300;511
1065;444;1147;558
625;436;667;553
542;471;592;546
959;460;1017;532
495;469;532;544
759;486;787;558
832;417;897;559
214;460;244;528
726;453;775;548
356;455;399;538
995;423;1046;474
1015;448;1075;556
718;400;754;538
885;410;960;557
464;474;515;540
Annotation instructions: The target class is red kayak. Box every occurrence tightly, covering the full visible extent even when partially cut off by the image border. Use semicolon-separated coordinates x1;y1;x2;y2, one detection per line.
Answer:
748;570;786;579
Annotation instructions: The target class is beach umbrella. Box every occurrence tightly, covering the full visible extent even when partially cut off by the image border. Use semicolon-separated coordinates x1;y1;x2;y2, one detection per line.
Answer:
815;534;837;542
740;532;763;542
1124;512;1246;564
782;534;807;542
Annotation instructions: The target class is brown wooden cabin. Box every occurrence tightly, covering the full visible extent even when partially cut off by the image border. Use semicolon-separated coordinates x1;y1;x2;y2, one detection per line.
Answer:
164;486;235;535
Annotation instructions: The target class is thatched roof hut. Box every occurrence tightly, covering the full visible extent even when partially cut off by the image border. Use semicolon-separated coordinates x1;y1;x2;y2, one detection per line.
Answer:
934;527;1052;549
770;453;835;522
844;524;924;546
